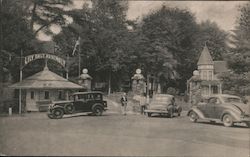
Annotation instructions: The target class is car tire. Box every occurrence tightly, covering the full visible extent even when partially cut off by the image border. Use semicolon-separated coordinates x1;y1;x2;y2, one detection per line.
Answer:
47;113;55;119
222;114;234;127
189;111;198;122
64;103;75;114
52;108;64;119
245;122;250;128
93;106;103;116
147;112;152;117
168;109;174;118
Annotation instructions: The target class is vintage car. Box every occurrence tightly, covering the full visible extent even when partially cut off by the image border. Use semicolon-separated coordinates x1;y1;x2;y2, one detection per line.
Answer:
144;94;182;118
187;94;250;127
47;91;107;119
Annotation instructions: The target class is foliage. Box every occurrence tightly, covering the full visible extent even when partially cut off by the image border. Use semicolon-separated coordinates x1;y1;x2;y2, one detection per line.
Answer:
228;2;250;74
26;0;73;36
218;72;250;96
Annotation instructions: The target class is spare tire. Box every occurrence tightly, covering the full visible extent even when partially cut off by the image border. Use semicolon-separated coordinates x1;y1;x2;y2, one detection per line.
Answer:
64;103;75;114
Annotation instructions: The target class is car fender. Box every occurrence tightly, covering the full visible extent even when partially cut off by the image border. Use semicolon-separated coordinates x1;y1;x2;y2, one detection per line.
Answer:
220;110;240;121
187;108;206;119
53;105;65;111
91;103;104;110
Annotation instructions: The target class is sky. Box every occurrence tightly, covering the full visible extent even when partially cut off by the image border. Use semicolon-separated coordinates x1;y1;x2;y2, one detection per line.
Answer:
38;1;247;41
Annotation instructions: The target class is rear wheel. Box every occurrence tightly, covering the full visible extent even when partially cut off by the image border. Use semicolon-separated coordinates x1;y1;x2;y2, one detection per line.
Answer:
93;106;103;116
222;114;234;127
189;111;198;122
52;108;64;119
245;122;250;128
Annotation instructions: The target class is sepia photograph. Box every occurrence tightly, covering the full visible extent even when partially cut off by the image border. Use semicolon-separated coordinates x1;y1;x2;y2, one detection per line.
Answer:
0;0;249;156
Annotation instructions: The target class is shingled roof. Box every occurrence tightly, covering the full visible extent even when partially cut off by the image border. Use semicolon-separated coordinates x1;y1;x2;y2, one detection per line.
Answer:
197;45;214;65
9;67;83;89
214;61;228;73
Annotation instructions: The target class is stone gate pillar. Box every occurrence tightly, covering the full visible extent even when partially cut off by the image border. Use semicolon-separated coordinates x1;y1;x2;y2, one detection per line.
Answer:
131;69;145;95
78;68;92;91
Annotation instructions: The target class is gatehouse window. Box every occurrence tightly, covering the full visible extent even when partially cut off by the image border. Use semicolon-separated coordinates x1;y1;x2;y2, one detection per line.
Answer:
44;91;50;99
58;90;63;100
31;91;35;99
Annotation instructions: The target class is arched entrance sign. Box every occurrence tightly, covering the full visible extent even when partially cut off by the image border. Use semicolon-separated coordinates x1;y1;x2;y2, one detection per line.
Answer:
23;53;66;69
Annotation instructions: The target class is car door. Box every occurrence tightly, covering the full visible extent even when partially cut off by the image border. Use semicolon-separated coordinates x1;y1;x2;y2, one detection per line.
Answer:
81;94;94;111
213;98;224;119
205;97;218;118
73;94;87;111
198;97;216;118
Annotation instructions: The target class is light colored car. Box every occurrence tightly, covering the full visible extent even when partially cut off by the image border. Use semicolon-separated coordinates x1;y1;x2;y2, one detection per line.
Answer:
144;94;182;118
187;94;250;127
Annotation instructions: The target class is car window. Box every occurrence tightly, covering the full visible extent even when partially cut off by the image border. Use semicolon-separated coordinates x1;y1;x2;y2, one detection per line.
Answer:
77;94;87;101
94;94;102;100
223;97;242;103
208;97;217;104
154;96;172;104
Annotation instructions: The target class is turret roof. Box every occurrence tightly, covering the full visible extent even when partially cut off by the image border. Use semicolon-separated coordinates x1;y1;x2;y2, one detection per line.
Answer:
197;45;214;65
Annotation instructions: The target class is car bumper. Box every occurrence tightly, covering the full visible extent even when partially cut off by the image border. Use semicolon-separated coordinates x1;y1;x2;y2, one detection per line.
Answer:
144;109;169;114
240;116;250;122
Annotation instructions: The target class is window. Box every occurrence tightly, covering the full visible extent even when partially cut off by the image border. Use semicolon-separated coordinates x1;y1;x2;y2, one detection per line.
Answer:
58;90;63;100
208;71;213;80
31;91;35;99
202;71;207;80
44;91;50;99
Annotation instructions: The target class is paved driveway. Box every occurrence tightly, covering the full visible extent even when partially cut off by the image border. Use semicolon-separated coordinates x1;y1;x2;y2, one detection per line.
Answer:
0;112;249;156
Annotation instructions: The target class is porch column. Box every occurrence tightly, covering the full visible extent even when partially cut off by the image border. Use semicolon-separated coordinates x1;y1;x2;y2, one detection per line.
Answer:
208;84;211;96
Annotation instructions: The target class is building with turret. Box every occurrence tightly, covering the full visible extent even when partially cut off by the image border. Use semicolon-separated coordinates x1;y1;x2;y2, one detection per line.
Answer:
187;45;228;104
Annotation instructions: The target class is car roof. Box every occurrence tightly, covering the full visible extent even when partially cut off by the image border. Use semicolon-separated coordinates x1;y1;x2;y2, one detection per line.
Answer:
154;94;174;98
72;91;103;95
205;94;241;99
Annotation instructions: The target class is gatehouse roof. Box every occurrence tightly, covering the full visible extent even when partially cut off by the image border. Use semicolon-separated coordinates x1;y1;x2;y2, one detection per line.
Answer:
9;67;83;89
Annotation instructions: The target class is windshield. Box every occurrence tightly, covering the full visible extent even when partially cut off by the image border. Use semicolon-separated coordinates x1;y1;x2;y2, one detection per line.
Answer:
152;96;172;104
223;97;242;103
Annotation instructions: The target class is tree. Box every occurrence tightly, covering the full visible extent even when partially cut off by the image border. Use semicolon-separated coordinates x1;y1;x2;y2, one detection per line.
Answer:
228;2;250;73
137;6;198;93
195;20;228;61
27;0;72;36
0;0;37;82
218;2;250;96
54;0;131;93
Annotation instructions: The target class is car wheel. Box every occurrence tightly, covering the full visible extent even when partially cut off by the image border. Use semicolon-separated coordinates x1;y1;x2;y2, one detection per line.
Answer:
47;113;55;119
52;108;64;119
93;106;103;116
245;122;250;128
147;112;152;117
168;109;174;118
189;111;198;122
64;103;75;114
222;114;234;127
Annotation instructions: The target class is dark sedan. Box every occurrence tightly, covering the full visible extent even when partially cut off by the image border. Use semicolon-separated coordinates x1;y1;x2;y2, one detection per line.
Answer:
47;91;108;119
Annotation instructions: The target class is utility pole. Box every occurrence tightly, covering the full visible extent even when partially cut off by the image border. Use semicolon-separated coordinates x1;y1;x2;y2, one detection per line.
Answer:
78;36;81;77
146;74;150;103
